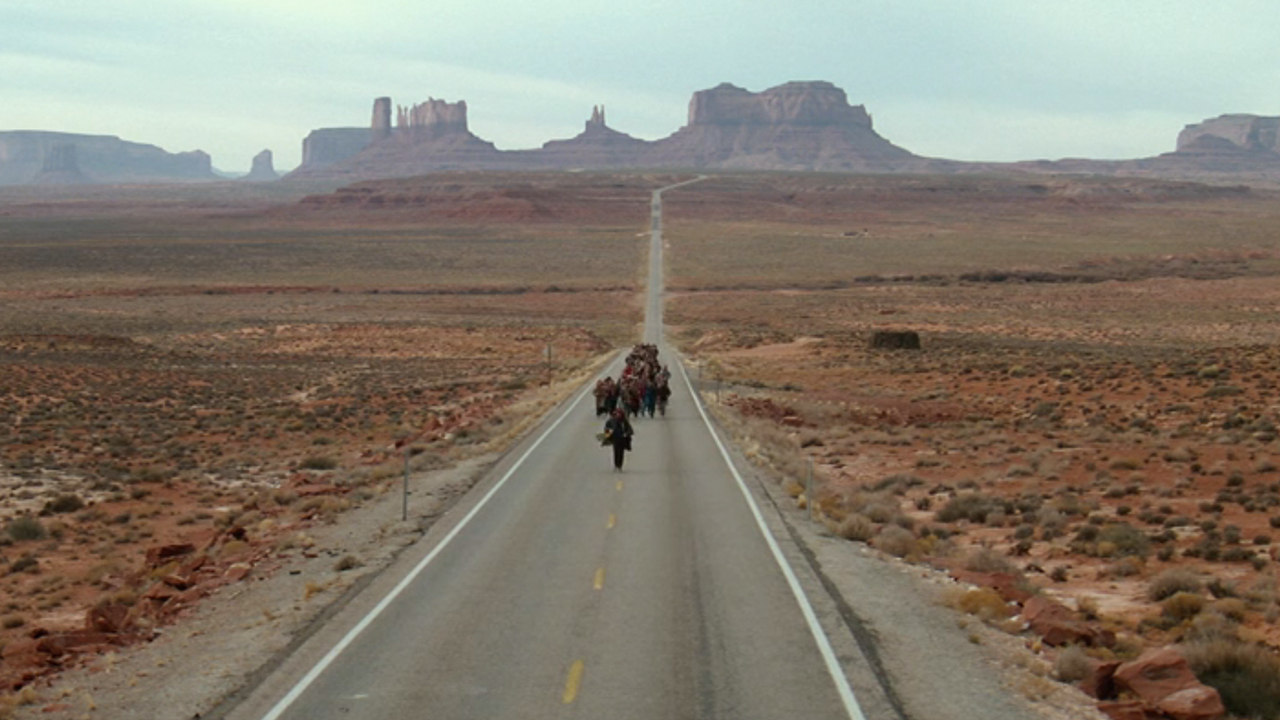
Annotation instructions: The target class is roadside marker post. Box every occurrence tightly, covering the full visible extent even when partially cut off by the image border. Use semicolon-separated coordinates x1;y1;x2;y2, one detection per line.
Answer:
402;449;409;522
805;456;814;520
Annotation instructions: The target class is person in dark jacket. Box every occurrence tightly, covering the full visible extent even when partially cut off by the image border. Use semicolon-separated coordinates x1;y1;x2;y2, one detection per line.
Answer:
602;408;634;471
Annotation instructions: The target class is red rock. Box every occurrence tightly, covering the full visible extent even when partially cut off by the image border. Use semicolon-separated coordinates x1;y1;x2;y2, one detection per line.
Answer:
1156;686;1225;720
84;601;131;634
145;543;196;567
35;632;120;657
1078;659;1121;700
1114;647;1201;706
1097;700;1162;720
179;554;207;575
952;570;1035;604
225;563;252;582
143;584;178;602
161;573;193;590
1022;595;1111;647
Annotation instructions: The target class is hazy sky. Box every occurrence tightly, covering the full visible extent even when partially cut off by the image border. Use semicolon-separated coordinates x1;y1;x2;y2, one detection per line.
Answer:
5;0;1279;172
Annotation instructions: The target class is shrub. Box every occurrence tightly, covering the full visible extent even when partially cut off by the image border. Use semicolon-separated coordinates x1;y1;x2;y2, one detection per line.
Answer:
1184;638;1280;719
41;494;85;515
964;546;1019;575
949;587;1011;621
873;525;918;558
1163;592;1207;622
1098;523;1149;558
936;492;1002;524
1149;569;1202;601
1212;598;1249;623
1054;645;1094;683
6;516;46;542
299;456;338;471
837;514;874;542
8;554;38;574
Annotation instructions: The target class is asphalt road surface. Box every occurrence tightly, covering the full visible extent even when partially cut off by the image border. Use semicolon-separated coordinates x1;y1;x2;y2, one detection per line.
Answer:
222;178;876;720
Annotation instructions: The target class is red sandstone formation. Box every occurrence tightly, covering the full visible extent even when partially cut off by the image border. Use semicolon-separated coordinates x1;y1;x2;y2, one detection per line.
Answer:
241;149;279;182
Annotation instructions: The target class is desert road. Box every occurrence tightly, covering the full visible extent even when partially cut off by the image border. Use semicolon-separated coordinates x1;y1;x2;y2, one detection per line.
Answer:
219;179;879;720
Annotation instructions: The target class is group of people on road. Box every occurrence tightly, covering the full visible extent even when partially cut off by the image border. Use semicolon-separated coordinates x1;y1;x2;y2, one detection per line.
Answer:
596;344;673;471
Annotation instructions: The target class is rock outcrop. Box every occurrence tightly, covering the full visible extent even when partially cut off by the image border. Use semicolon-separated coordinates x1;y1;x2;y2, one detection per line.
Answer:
30;143;91;185
645;81;925;172
533;105;651;169
287;82;939;181
241;149;280;181
372;97;393;142
298;127;372;171
0;132;216;186
290;97;501;180
1177;114;1280;154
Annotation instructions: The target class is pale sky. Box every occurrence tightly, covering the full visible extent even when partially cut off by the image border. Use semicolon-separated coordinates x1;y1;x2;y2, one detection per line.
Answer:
4;0;1279;172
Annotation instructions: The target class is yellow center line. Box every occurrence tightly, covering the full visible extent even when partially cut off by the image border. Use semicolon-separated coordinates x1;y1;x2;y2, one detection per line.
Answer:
616;480;623;491
593;567;605;590
562;660;585;704
606;513;616;529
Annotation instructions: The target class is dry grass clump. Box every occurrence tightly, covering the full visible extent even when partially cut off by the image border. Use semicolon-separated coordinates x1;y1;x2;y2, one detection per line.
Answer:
872;525;918;558
837;514;874;542
945;587;1012;622
964;546;1019;575
1161;592;1206;623
1148;568;1203;601
1052;644;1094;683
1184;637;1280;720
299;456;338;471
5;516;45;542
935;492;1003;524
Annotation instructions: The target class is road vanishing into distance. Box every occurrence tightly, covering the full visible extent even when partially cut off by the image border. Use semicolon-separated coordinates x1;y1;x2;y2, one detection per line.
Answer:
220;178;880;720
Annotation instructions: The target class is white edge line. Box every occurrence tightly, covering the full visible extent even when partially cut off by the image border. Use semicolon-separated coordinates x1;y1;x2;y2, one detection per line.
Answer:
675;356;868;720
259;376;603;720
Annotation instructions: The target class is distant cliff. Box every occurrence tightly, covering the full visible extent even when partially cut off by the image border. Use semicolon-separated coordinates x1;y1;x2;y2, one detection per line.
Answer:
0;131;216;185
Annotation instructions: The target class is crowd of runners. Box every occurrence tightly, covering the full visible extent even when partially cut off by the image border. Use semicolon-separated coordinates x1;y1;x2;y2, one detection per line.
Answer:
596;344;672;471
594;343;671;419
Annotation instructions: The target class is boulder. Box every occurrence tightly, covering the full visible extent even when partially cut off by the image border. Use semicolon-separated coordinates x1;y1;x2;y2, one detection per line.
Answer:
1078;659;1121;700
1114;647;1203;706
1156;686;1225;720
1022;595;1114;647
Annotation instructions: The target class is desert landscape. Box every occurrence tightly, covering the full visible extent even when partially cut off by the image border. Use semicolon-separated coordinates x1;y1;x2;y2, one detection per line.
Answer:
662;173;1280;719
0;174;665;711
2;170;1280;719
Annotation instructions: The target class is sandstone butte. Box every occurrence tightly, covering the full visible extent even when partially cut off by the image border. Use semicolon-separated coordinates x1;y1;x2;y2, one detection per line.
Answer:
6;80;1280;185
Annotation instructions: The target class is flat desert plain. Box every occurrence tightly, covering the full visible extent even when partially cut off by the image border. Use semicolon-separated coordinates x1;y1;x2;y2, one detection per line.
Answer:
663;173;1280;718
3;171;1280;718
